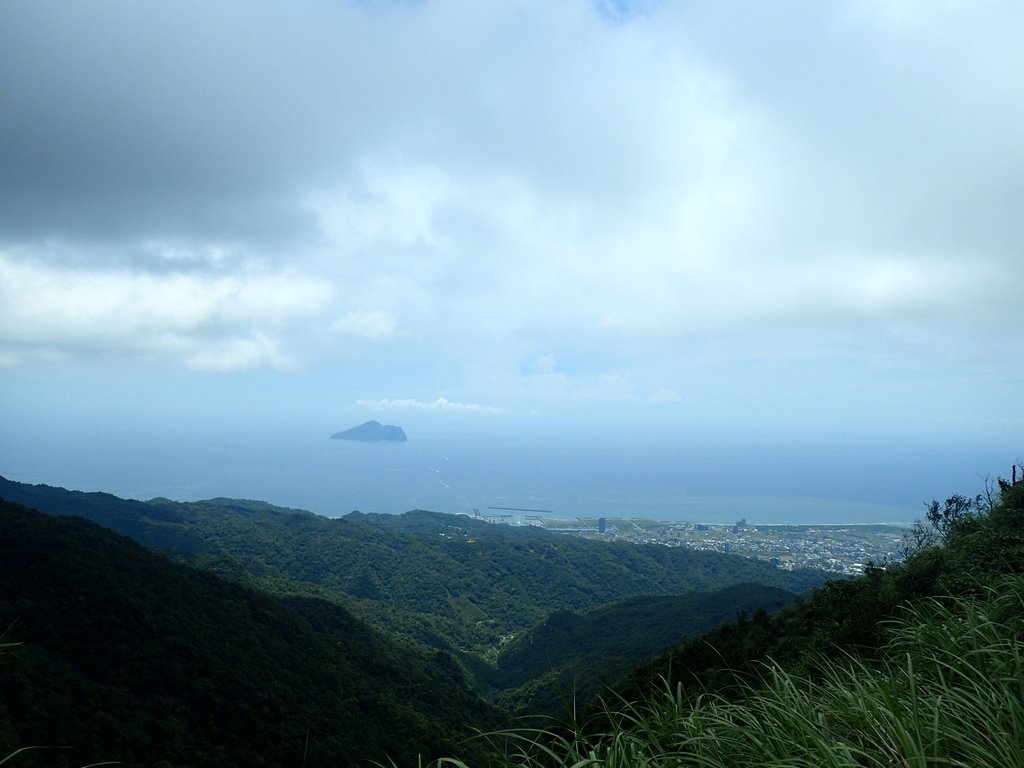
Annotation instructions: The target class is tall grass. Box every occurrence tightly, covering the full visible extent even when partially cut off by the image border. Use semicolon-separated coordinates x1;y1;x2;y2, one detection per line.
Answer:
404;576;1024;768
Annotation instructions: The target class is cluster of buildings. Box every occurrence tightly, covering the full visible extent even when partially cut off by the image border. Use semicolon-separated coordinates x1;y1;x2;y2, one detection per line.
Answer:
472;509;908;575
640;520;908;575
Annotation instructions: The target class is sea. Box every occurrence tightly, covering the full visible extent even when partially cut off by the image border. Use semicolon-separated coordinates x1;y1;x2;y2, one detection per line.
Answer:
2;420;1015;526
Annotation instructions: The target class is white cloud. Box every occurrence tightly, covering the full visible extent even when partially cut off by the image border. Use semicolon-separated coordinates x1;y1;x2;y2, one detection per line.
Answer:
356;397;503;414
308;162;455;255
0;252;331;369
185;333;294;372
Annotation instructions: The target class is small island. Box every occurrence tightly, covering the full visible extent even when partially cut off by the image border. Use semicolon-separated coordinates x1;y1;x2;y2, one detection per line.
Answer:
330;420;407;442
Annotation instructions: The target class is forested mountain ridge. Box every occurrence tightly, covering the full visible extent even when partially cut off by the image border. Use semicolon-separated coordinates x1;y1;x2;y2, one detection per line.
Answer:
0;500;500;767
613;474;1024;705
480;471;1024;768
491;583;797;716
0;476;837;665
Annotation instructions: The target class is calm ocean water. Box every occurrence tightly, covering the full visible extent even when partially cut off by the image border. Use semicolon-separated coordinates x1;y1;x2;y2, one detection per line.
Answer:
2;422;1013;525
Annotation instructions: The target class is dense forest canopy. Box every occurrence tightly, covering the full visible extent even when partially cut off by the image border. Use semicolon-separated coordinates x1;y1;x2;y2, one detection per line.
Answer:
0;476;832;662
3;468;1021;766
0;501;499;767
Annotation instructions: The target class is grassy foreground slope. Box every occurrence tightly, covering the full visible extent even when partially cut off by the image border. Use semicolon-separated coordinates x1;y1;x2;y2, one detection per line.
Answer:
418;470;1024;767
469;579;1024;768
0;501;500;768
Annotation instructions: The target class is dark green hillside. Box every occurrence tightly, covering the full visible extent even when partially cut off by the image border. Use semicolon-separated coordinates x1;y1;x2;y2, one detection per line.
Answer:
615;471;1024;708
493;583;797;716
0;501;499;768
410;469;1024;768
0;477;837;665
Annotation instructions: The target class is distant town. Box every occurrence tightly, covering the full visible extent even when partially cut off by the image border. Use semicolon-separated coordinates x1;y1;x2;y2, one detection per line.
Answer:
473;508;910;575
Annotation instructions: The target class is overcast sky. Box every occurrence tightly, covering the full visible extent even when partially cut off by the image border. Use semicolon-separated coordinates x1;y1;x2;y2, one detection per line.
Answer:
2;0;1022;448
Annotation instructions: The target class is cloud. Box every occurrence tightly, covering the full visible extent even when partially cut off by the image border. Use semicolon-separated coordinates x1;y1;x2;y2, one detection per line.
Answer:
185;334;293;372
0;250;331;369
308;163;455;255
0;0;1021;431
356;397;503;414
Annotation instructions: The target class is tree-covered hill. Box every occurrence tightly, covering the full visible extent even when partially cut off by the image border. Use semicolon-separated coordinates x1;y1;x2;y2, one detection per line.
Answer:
0;477;837;666
430;470;1024;768
491;583;797;717
6;470;1019;767
0;501;500;767
613;472;1024;706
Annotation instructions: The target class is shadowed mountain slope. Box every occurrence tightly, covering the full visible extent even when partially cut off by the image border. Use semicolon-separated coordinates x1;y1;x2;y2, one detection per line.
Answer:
0;500;499;768
492;582;798;716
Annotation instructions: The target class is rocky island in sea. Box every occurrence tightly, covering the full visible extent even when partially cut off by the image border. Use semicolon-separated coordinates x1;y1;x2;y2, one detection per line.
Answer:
330;420;407;442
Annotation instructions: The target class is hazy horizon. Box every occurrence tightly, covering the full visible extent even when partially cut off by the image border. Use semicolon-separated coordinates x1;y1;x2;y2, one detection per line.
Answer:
2;411;1017;527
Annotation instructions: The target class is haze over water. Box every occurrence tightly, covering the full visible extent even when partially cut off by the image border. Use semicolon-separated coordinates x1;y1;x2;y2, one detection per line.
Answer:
3;417;1013;526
